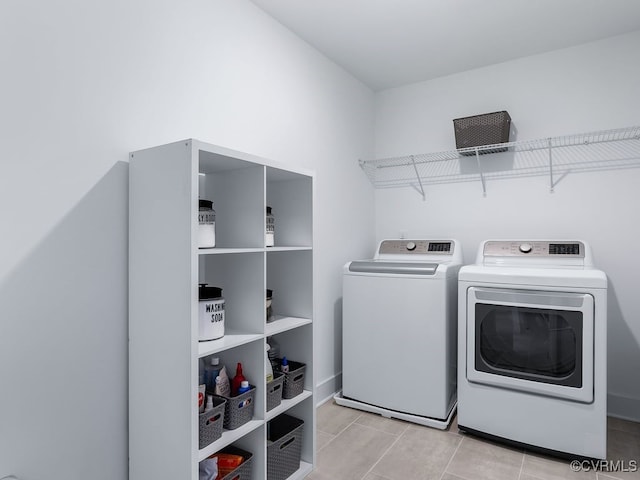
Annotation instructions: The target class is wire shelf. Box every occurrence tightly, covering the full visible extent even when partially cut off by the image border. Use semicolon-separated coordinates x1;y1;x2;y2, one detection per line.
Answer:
360;126;640;199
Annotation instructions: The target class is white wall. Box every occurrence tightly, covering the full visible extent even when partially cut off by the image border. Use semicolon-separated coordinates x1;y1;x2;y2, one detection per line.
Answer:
374;30;640;421
0;1;374;478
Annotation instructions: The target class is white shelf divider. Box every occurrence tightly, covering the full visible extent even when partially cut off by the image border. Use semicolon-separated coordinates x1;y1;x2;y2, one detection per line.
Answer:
198;247;266;256
197;419;263;462
286;461;314;480
265;246;313;252
198;332;264;358
266;390;313;421
266;316;312;337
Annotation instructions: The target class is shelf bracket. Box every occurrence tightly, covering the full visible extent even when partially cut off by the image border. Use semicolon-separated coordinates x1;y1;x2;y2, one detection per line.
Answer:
548;138;554;193
409;155;426;201
475;148;487;197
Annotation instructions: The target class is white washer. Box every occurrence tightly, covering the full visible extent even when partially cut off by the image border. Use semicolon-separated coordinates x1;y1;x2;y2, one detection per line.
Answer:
458;240;607;458
334;239;463;429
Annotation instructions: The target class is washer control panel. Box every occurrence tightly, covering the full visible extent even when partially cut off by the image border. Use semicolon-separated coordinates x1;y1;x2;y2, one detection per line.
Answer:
379;240;454;255
484;241;584;257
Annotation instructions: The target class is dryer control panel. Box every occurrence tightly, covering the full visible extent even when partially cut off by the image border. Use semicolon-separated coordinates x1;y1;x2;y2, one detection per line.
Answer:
483;241;585;258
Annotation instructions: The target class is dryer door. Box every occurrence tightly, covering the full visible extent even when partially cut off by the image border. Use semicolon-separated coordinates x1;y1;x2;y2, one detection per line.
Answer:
466;287;594;403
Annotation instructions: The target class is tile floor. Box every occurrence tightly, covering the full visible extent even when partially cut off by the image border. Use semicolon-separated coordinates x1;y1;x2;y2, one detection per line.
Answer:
307;401;640;480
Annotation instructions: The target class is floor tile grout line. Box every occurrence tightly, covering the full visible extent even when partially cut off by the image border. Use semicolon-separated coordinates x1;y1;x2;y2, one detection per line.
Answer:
359;425;409;480
320;410;364;439
350;419;409;437
316;410;409;475
354;417;412;437
316;432;337;453
437;432;465;480
517;451;525;480
598;474;626;480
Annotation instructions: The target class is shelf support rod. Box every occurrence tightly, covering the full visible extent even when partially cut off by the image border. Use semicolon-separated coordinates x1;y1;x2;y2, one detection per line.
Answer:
410;155;426;201
548;138;554;193
475;148;487;196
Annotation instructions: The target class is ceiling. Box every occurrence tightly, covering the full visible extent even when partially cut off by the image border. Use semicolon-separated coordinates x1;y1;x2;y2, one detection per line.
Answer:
250;0;640;91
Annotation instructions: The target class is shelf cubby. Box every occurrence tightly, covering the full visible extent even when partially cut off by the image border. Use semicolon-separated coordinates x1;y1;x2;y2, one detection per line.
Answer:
266;167;313;248
199;151;265;249
273;396;315;480
199;251;265;335
266;250;313;321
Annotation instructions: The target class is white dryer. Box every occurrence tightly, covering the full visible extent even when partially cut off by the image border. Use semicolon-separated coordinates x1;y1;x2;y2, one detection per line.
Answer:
335;239;463;429
458;240;607;459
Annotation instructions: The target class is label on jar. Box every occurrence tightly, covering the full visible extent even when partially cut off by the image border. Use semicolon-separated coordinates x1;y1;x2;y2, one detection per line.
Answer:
205;299;224;322
266;216;275;247
199;298;225;341
198;210;216;248
199;211;215;225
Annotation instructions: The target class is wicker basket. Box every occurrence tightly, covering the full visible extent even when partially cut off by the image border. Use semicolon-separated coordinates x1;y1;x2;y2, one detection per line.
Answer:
266;373;285;412
275;360;306;399
267;414;304;480
198;395;226;449
222;385;256;430
453;110;511;155
215;446;254;480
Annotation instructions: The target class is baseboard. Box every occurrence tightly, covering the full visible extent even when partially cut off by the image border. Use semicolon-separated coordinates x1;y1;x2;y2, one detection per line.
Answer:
608;392;640;422
315;372;342;407
315;376;640;422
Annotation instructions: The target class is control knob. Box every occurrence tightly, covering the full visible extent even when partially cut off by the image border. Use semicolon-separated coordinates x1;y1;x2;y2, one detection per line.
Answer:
519;243;532;253
406;241;416;251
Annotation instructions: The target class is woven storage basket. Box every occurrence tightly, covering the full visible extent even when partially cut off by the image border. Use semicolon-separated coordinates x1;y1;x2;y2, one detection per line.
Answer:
266;373;285;412
222;385;256;430
275;360;306;399
267;414;304;480
198;395;226;449
215;446;254;480
453;110;511;155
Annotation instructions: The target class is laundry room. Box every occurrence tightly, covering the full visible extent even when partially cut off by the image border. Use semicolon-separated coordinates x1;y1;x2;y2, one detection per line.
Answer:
1;1;639;480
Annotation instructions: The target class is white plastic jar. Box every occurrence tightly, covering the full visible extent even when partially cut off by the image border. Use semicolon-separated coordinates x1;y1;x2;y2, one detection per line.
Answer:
266;206;275;247
198;199;216;248
198;284;225;341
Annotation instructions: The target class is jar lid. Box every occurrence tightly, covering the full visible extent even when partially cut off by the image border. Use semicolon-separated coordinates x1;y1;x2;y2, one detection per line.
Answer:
199;283;223;300
199;199;213;209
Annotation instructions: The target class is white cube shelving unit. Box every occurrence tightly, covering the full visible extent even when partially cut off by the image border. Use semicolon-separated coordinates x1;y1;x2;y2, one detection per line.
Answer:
129;139;315;480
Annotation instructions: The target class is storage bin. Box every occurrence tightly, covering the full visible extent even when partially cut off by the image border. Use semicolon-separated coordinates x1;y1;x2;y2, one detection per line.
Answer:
453;110;511;155
267;414;304;480
222;385;256;430
212;446;254;480
266;372;285;412
275;359;306;399
198;395;226;449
